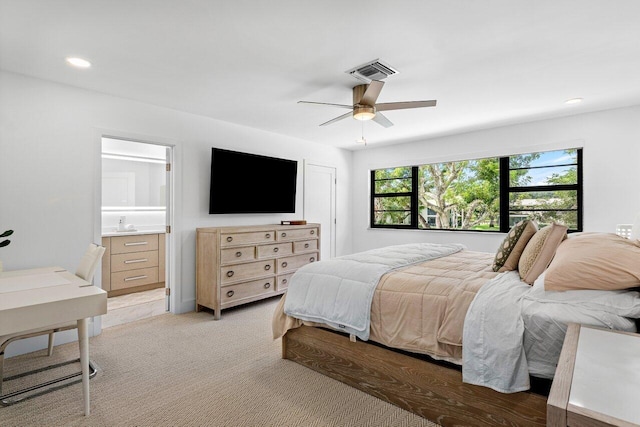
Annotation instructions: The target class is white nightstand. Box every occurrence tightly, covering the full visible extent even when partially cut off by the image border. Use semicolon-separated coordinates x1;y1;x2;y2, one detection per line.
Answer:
547;323;640;426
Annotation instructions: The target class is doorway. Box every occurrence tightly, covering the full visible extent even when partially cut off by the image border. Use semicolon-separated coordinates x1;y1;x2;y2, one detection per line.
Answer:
100;137;173;328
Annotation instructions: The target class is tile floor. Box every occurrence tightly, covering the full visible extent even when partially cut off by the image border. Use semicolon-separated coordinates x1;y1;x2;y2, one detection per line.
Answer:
102;287;167;328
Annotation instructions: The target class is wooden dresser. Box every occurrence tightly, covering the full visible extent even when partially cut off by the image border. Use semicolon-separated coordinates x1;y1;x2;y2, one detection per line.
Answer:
101;232;166;297
196;223;320;319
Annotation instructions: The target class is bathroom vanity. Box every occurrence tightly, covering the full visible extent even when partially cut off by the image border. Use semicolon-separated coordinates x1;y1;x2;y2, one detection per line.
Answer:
101;231;165;297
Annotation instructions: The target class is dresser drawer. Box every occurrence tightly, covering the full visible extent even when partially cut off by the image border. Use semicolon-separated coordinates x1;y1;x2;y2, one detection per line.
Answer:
220;260;275;284
277;253;318;274
276;227;318;242
111;234;159;254
276;273;294;291
257;242;293;259
293;239;317;253
220;246;256;264
221;277;276;304
220;231;276;247
111;250;159;272
111;267;159;290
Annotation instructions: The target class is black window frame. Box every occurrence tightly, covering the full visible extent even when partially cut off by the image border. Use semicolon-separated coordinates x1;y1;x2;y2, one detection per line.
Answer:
370;148;583;232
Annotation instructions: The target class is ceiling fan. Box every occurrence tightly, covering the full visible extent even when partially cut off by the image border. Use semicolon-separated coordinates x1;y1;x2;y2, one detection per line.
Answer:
298;80;436;128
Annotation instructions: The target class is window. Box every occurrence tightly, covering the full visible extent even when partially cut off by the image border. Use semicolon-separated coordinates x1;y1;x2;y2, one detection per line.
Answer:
371;148;582;232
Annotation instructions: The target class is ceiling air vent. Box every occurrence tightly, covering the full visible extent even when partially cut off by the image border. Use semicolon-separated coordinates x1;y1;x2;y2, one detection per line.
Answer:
345;59;399;83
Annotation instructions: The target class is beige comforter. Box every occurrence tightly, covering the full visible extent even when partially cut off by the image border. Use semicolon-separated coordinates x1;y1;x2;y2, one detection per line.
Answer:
273;250;498;363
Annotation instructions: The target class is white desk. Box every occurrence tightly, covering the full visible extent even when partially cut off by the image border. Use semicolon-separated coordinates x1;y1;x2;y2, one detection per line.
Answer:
547;323;640;426
0;267;107;415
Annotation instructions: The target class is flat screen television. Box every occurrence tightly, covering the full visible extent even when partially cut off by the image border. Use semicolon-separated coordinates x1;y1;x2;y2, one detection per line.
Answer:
209;148;298;214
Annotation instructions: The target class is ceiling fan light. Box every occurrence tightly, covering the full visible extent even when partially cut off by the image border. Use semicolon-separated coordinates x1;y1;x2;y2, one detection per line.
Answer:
353;106;375;121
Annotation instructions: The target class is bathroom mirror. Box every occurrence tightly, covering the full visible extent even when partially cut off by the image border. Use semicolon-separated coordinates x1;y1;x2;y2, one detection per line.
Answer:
102;138;167;208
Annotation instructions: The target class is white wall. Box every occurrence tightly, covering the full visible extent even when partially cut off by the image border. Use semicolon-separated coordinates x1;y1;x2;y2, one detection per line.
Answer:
351;105;640;253
0;71;353;354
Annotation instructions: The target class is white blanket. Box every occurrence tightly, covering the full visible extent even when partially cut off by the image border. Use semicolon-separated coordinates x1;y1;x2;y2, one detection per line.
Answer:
283;243;464;341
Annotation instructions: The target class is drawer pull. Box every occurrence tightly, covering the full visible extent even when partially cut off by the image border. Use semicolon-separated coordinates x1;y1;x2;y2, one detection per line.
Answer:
281;262;288;268
282;279;288;285
273;247;279;253
226;271;234;278
226;290;235;298
235;251;242;257
124;258;148;264
226;236;233;242
304;243;309;248
124;241;148;246
124;275;148;282
264;265;271;271
264;282;271;289
310;230;315;235
281;232;286;238
310;257;315;262
265;233;271;238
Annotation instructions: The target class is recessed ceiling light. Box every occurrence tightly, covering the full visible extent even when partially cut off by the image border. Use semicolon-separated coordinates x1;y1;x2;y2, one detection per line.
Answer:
564;98;583;105
66;57;91;68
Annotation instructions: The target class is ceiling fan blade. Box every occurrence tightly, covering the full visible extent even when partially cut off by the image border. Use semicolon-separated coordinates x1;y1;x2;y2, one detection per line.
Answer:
298;101;353;109
375;100;437;111
372;112;393;128
359;80;385;106
319;111;352;126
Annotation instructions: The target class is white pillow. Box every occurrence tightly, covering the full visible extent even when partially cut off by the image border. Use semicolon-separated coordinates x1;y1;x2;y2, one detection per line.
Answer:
527;272;640;318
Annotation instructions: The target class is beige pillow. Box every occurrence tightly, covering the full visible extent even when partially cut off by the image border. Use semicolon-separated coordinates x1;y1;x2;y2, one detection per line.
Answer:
545;233;640;291
518;223;568;284
492;220;538;272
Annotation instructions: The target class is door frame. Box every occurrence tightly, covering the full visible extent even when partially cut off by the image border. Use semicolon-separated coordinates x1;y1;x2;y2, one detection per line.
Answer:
93;130;177;335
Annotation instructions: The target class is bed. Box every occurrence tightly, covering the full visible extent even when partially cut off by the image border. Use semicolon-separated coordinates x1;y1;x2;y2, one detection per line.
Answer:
272;223;640;426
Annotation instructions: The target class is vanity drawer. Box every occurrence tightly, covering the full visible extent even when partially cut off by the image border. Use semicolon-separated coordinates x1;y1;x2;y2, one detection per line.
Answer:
277;253;318;274
220;246;256;264
221;277;275;304
111;234;159;254
111;267;159;290
220;231;276;247
257;242;293;259
220;260;275;285
111;250;158;272
293;239;317;253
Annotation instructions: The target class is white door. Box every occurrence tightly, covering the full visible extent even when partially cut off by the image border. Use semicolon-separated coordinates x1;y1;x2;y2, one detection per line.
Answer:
303;161;336;260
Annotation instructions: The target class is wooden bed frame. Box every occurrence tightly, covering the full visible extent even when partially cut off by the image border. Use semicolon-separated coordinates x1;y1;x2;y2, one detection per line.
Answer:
282;325;548;427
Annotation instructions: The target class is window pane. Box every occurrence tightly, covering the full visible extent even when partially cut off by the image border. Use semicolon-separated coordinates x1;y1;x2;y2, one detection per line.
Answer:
510;165;577;187
374;167;412;194
509;190;577;210
509;210;578;230
374;167;412;180
510;149;577;169
373;196;411;225
374;177;412;194
417;158;499;230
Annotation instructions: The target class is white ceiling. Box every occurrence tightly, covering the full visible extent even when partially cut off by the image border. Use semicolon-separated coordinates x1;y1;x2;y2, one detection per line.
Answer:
2;0;640;150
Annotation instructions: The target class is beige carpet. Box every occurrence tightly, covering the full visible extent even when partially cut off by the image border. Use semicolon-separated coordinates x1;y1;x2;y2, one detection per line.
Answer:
0;298;439;427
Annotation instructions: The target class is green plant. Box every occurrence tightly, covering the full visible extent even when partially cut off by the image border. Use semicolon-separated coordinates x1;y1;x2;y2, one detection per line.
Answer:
0;229;13;248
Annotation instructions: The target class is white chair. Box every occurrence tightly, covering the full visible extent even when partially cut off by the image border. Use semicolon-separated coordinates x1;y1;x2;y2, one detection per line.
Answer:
45;243;106;355
0;243;105;404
